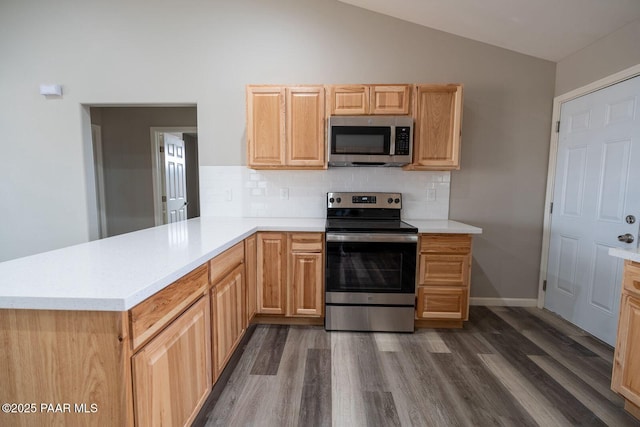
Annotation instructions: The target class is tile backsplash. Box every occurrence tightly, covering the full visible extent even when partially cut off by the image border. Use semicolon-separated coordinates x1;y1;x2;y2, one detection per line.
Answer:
200;166;449;219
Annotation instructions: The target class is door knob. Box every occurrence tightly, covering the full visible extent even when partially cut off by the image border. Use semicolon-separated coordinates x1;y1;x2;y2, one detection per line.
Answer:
618;233;635;244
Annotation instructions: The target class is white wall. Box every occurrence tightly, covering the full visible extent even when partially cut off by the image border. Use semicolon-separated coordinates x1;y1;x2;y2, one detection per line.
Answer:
0;0;556;302
555;18;640;95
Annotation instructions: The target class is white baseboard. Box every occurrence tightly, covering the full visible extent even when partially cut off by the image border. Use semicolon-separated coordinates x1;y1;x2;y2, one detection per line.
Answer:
470;297;538;307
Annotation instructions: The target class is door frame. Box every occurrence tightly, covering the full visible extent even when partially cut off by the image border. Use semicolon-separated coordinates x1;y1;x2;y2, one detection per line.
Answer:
150;127;198;226
91;124;108;238
537;63;640;308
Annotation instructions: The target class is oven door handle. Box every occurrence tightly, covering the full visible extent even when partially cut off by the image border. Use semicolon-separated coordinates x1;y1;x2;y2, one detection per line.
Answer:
326;233;418;243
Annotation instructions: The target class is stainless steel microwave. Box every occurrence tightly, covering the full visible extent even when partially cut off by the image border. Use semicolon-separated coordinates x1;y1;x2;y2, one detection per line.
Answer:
327;116;413;166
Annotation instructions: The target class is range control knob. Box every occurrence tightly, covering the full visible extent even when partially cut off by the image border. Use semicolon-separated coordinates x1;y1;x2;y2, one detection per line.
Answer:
329;198;335;203
387;198;393;204
394;198;400;204
336;197;342;203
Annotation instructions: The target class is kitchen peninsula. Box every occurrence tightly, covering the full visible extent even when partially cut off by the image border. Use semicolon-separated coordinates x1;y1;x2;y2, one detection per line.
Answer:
0;216;481;426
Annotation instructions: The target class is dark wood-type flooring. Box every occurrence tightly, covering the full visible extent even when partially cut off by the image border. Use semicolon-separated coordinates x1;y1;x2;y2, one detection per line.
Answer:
193;306;640;426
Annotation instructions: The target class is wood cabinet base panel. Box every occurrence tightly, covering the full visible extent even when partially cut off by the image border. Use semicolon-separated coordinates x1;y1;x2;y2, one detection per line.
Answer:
0;309;133;426
251;314;323;326
415;319;463;329
624;400;640;420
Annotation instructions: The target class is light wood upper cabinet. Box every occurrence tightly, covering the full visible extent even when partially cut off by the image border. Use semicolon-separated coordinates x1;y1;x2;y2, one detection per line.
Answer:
256;232;287;315
612;261;640;415
247;85;325;169
327;84;411;115
327;85;369;115
406;84;463;171
132;295;211;427
286;86;326;167
416;233;472;322
246;86;285;167
370;85;411;115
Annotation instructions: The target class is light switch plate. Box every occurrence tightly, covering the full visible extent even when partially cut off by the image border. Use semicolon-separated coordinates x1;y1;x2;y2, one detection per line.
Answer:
426;188;436;201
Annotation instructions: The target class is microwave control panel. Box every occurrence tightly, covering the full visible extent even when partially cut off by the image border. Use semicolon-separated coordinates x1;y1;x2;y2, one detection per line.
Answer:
394;127;411;155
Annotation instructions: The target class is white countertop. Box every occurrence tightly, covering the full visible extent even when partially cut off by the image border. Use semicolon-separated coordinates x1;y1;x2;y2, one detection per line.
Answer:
0;217;481;311
609;247;640;263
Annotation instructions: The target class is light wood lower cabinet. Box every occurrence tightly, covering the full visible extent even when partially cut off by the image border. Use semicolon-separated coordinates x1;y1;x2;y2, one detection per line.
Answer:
245;234;258;323
256;232;324;317
612;260;640;418
209;241;246;382
0;309;133;426
257;232;287;315
211;264;245;380
132;296;211;427
288;233;324;317
416;233;472;323
417;286;468;320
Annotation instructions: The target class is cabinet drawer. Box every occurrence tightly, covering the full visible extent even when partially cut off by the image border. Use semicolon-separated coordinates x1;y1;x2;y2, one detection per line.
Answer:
130;264;208;350
420;234;471;254
418;254;470;287
623;261;640;297
416;286;468;320
289;233;324;253
210;241;245;284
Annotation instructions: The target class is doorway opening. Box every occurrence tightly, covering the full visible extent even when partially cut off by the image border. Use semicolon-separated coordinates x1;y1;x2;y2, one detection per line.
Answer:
89;106;199;238
150;127;199;226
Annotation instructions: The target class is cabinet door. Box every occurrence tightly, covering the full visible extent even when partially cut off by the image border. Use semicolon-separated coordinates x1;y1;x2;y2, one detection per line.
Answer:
286;86;326;168
409;84;463;170
212;265;245;380
613;294;640;407
327;85;369;115
289;252;324;317
245;234;257;324
132;296;211;427
416;286;468;320
370;85;411;115
247;86;285;168
257;232;287;315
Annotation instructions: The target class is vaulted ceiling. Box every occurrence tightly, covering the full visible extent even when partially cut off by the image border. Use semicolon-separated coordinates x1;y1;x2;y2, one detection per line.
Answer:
338;0;640;61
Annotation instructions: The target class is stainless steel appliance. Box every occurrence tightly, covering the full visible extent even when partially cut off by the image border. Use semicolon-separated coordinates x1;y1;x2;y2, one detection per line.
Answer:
324;192;417;332
327;116;413;167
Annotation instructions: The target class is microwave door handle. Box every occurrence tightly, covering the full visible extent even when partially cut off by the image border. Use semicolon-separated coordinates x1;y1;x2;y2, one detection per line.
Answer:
389;126;395;155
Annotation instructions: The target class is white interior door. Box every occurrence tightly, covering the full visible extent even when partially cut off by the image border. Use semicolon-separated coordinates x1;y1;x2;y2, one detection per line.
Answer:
545;76;640;346
162;133;188;223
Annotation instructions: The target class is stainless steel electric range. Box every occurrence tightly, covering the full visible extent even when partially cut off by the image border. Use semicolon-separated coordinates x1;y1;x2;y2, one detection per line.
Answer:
324;192;418;332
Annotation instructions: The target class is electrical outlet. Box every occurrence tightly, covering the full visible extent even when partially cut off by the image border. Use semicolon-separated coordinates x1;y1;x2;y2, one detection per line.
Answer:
225;189;232;201
426;188;436;202
280;188;289;200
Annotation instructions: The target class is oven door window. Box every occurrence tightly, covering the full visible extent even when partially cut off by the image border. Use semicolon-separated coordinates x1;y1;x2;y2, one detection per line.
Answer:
331;126;390;155
326;241;416;293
